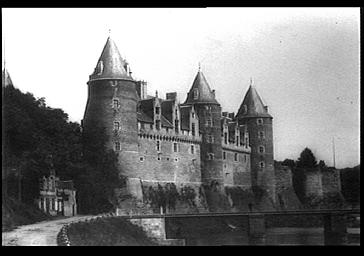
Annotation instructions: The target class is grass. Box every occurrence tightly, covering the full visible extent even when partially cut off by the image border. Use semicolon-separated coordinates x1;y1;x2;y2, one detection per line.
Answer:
67;217;159;246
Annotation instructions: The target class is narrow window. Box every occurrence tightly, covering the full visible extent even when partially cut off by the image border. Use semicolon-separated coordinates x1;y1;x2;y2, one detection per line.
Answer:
174;158;178;162
245;137;249;146
259;131;265;139
115;142;121;151
193;89;199;100
191;123;196;136
114;121;120;131
257;118;263;125
244;154;247;162
192;112;195;118
236;136;239;146
224;132;228;144
140;156;144;162
156;120;161;130
259;146;265;154
207;153;214;160
223;151;226;160
191;145;194;154
259;161;265;168
155;106;160;115
113;99;119;109
173;142;178;152
150;124;153;129
234;153;238;162
141;123;145;130
157;153;161;161
175;120;179;134
206;119;213;127
156;140;160;151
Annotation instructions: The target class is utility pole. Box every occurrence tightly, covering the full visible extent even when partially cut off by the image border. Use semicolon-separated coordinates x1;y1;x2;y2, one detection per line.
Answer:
332;137;336;169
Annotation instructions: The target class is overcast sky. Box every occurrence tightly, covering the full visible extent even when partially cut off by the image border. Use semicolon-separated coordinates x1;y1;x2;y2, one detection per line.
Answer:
2;8;360;168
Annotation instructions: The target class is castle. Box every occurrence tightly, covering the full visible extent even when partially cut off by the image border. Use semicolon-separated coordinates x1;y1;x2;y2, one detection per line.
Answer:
82;36;278;207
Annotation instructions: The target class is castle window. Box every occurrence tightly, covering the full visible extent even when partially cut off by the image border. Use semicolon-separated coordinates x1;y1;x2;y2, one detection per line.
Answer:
223;151;226;160
193;89;199;100
140;156;144;162
259;146;265;154
157;153;161;161
113;99;119;109
191;145;195;154
173;142;178;152
175;120;179;134
244;154;247;162
114;142;121;151
259;131;265;139
155;106;160;115
257;118;263;125
150;124;153;130
174;158;178;162
245;137;249;146
206;119;213;127
156;140;161;151
207;153;214;160
156;120;161;130
191;123;196;136
234;153;238;162
259;161;265;168
224;132;228;144
140;122;145;130
192;112;195;118
236;136;239;146
206;135;214;143
114;121;120;131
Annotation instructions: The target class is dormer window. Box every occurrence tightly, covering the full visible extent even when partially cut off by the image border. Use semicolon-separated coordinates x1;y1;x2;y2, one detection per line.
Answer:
191;123;196;136
155;106;160;115
156;120;161;130
193;89;199;100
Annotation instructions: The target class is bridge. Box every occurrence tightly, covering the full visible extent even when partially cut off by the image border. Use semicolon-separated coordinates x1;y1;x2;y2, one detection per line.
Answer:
117;208;360;245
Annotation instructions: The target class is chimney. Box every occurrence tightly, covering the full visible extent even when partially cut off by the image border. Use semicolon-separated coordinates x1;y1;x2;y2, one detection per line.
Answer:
228;112;235;119
222;112;228;117
166;92;177;101
136;80;148;100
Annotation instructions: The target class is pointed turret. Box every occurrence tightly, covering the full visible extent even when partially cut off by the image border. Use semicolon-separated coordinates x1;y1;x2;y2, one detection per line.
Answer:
236;85;272;119
2;69;13;88
89;36;132;82
184;70;219;105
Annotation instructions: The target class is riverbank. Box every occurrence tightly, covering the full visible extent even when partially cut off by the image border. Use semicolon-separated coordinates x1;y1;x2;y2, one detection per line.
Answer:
66;217;159;246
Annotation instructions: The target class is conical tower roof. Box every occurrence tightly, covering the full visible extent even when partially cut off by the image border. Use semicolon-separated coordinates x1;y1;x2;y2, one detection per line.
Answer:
2;69;13;88
184;70;219;105
236;85;272;118
89;37;132;82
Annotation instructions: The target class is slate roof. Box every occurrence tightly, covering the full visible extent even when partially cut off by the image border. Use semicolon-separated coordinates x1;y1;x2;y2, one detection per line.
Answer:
184;71;219;105
56;180;75;190
89;37;132;82
236;85;272;118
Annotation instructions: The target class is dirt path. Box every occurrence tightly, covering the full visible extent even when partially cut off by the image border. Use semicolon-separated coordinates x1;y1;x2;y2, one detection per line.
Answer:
2;215;94;246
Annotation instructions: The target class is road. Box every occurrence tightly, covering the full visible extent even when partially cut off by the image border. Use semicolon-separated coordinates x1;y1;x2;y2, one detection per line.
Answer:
2;215;93;246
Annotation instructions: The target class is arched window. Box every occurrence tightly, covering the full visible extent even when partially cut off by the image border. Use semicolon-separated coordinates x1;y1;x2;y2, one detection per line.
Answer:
259;161;265;168
207;153;214;160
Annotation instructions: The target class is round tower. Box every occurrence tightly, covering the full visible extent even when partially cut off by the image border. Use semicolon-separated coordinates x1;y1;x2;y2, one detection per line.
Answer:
82;36;139;177
236;83;276;203
183;70;224;186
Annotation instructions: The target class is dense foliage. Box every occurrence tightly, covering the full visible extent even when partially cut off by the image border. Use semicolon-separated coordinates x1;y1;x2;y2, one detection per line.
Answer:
296;147;317;168
340;165;360;206
3;85;121;214
67;217;158;246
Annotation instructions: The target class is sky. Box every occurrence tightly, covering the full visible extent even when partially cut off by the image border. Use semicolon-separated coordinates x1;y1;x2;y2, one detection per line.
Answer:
2;8;360;168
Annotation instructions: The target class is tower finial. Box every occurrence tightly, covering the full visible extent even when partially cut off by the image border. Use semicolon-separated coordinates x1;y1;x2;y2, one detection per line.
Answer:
250;77;253;86
155;90;158;98
108;28;111;37
198;62;201;72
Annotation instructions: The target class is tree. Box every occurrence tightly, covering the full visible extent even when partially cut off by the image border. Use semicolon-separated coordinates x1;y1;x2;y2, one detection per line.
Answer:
282;159;296;169
296;148;317;169
318;160;327;169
